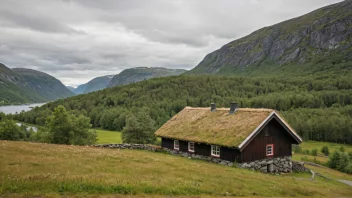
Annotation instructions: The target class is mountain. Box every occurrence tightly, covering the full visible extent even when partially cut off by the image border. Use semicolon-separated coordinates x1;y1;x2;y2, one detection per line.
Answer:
82;75;114;94
73;84;87;95
66;86;76;92
0;63;74;105
108;67;187;87
188;0;352;76
71;75;114;95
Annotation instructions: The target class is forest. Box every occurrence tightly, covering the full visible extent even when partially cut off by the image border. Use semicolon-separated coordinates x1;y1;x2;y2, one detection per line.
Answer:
14;71;352;144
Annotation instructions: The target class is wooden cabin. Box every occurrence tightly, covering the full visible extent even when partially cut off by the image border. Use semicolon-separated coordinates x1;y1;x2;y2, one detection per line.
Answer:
155;103;302;163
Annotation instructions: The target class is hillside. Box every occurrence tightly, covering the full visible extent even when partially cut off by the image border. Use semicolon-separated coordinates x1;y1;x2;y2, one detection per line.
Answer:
1;141;351;197
82;75;114;94
108;67;187;87
72;75;114;95
12;68;75;100
0;63;74;105
188;0;352;76
18;74;352;144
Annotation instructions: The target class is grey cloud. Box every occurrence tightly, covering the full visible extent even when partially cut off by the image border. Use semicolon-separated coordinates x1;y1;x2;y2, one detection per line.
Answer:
0;9;83;34
0;0;343;86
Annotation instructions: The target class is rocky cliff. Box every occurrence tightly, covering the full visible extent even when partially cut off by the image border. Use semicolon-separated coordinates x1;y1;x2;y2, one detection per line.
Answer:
189;0;352;76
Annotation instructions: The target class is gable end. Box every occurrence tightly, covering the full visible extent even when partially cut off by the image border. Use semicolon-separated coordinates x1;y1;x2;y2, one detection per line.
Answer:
238;112;302;151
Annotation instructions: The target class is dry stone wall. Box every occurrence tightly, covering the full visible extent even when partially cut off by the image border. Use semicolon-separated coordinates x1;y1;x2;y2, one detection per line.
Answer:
238;156;293;173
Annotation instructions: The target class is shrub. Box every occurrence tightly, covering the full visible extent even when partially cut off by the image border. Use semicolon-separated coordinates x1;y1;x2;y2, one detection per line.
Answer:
339;146;345;153
292;145;302;154
311;149;318;156
42;105;97;145
305;149;310;155
321;146;330;156
0;120;26;141
122;112;156;144
344;163;352;174
328;151;350;172
328;151;341;169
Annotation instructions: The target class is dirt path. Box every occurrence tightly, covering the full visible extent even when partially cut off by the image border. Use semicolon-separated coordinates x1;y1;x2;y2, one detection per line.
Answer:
299;162;352;187
337;180;352;187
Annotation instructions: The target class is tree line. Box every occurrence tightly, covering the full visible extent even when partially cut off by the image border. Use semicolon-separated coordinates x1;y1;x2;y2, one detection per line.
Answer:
14;73;352;144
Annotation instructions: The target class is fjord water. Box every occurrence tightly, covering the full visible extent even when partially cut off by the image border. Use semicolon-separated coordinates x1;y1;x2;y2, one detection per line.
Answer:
0;103;45;114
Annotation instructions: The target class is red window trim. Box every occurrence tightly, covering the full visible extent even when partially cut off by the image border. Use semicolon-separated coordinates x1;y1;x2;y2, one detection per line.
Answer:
266;144;274;156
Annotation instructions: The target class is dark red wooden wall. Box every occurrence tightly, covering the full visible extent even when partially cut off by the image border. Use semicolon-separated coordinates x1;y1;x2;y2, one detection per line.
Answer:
161;138;240;162
240;117;297;162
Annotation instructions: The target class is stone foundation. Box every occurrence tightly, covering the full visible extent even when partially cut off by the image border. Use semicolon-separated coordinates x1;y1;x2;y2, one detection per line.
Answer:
292;161;310;172
238;156;292;173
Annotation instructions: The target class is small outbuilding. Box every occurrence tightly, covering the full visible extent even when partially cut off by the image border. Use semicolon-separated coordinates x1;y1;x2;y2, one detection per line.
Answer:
155;103;302;173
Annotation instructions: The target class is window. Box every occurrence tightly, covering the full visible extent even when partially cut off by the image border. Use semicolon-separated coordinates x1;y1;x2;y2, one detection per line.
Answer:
188;142;195;152
266;144;274;156
211;145;220;157
174;140;179;150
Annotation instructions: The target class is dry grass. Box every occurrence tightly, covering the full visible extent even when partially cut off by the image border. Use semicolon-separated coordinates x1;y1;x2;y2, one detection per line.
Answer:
1;141;352;197
155;107;272;147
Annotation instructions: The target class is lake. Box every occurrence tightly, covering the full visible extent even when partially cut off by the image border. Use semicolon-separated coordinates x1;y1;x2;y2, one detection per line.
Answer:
0;103;45;114
16;123;38;132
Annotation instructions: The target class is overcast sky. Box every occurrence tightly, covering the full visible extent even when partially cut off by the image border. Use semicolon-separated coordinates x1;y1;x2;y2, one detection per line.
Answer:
0;0;342;87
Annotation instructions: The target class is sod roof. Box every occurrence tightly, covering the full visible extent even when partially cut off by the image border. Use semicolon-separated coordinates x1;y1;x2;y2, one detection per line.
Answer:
155;107;276;147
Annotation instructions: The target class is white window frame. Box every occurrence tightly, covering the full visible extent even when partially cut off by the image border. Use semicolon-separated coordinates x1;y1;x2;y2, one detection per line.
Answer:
174;140;179;150
211;145;220;157
266;144;274;156
188;142;195;152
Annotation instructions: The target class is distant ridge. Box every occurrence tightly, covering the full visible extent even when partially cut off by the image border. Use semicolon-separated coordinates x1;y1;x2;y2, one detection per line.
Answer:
0;63;74;104
72;75;114;95
108;67;187;88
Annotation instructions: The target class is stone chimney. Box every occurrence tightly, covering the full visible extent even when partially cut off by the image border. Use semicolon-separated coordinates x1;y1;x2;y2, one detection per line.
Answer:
211;103;216;112
229;102;239;114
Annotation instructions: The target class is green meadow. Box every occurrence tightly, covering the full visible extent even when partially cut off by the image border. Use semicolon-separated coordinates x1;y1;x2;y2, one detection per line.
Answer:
1;141;351;197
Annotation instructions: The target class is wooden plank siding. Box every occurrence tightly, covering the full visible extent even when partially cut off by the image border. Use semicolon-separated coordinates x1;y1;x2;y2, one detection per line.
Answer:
161;138;174;150
240;118;297;162
161;138;241;162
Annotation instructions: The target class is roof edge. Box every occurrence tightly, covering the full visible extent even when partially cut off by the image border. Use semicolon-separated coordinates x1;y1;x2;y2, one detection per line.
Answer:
238;111;302;150
273;112;303;143
238;111;275;149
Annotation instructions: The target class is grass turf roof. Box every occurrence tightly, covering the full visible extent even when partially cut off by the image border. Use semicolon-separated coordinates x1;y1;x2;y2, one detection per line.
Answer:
155;107;273;147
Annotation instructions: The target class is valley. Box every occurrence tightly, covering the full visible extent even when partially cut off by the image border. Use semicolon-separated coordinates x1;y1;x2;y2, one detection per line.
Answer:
0;0;352;197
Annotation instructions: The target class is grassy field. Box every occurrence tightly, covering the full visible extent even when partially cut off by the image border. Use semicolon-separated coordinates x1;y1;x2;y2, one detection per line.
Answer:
299;141;352;154
292;154;329;164
1;141;352;197
292;141;352;167
95;129;122;144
